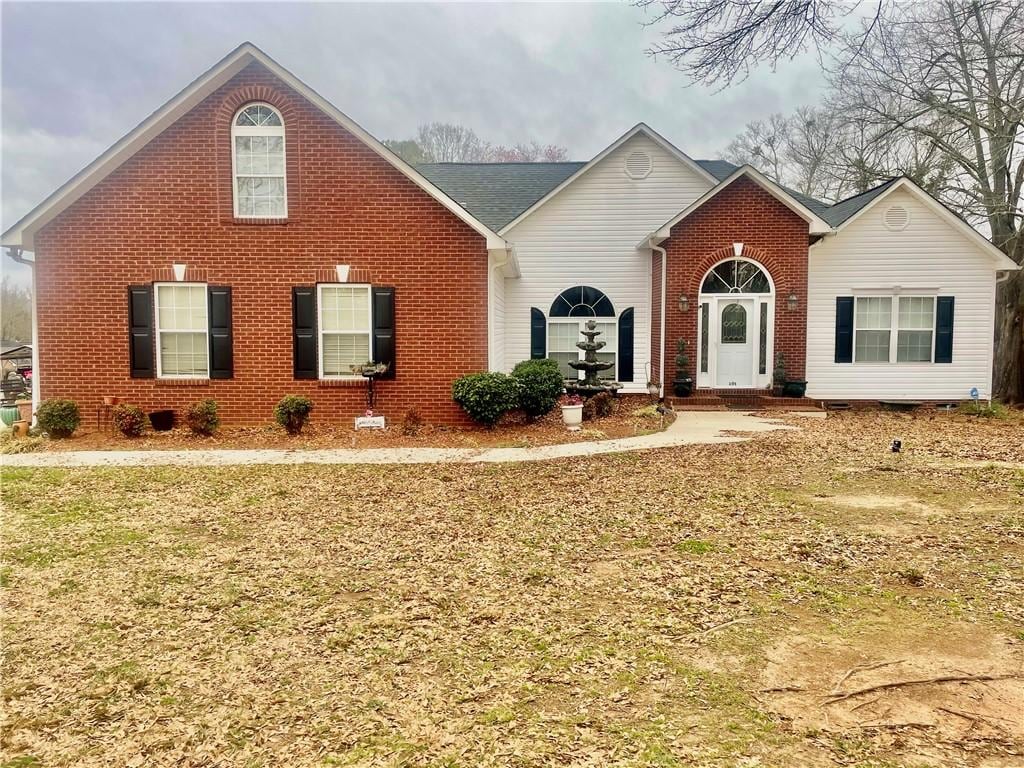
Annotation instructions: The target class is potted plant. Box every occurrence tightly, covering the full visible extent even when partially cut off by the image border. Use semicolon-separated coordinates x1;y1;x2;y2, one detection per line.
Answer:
783;376;808;398
560;394;584;431
772;353;786;397
672;340;693;397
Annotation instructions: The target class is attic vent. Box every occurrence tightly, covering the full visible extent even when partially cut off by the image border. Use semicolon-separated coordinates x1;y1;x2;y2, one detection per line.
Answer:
883;204;910;231
624;151;653;180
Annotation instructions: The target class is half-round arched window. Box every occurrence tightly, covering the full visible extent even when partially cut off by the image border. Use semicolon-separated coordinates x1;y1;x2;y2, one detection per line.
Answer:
231;103;287;218
549;286;615;317
700;259;771;294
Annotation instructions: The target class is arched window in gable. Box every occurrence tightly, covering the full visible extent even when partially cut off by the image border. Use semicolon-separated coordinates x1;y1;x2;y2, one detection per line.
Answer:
231;103;287;218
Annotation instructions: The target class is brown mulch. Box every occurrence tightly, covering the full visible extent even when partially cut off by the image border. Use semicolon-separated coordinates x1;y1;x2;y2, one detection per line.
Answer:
40;395;671;452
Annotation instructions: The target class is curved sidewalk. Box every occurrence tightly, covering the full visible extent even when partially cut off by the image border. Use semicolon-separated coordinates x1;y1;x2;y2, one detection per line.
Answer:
1;411;814;468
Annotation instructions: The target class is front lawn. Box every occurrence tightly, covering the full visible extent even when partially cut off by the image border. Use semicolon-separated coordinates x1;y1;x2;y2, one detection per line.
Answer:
2;411;1022;766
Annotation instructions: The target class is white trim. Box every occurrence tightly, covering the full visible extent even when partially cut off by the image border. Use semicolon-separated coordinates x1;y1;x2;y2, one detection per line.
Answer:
852;293;939;365
230;102;287;219
499;123;719;236
316;283;373;381
2;43;507;251
643;165;833;245
153;282;210;380
831;178;1019;270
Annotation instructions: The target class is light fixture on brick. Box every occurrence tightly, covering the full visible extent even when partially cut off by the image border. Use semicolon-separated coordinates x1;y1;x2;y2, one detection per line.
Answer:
335;264;350;282
733;242;743;257
787;292;799;310
172;263;186;282
678;293;689;312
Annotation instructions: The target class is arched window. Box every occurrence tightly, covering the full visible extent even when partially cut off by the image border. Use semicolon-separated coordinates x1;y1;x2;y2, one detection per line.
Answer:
231;103;286;218
547;286;617;379
701;259;771;294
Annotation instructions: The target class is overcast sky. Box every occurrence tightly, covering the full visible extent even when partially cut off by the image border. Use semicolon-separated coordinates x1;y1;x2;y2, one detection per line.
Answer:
1;1;827;285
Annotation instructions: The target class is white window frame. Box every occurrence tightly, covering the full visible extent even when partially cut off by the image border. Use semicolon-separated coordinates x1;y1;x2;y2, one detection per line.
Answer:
853;294;937;364
316;283;373;381
547;317;618;381
231;102;288;219
154;282;209;380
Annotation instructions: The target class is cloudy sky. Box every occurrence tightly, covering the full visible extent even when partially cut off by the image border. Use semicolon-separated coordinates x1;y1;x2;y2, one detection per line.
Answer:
1;1;827;285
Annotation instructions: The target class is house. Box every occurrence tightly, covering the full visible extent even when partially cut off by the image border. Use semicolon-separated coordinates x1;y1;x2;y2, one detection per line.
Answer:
2;44;1016;426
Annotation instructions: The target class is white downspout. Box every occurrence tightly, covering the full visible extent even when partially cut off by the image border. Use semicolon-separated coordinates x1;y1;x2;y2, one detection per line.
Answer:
488;247;512;372
652;242;668;398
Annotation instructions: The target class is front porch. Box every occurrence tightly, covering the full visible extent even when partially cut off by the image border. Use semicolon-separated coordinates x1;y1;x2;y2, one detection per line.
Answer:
668;388;819;411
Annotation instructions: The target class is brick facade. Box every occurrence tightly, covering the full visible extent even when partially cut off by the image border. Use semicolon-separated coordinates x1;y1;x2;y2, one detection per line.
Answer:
657;176;809;388
33;62;489;427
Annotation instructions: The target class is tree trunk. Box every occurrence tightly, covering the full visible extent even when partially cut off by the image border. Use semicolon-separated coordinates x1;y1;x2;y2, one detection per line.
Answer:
994;269;1023;404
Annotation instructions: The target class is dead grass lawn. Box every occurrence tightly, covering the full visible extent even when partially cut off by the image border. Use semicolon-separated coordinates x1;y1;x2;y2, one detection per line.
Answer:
2;410;1022;767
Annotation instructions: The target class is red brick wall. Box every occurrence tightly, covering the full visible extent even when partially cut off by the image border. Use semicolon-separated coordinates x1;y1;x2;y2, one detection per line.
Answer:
33;62;489;427
658;176;809;386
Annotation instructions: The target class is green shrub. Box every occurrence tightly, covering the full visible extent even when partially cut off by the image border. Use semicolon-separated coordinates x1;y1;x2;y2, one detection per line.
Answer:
452;372;521;427
112;404;146;437
582;391;615;421
512;359;564;420
274;395;314;435
35;398;81;438
185;399;220;436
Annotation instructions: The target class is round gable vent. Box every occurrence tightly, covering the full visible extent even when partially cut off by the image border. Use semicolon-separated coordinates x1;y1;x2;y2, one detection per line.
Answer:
625;151;653;180
883;204;910;231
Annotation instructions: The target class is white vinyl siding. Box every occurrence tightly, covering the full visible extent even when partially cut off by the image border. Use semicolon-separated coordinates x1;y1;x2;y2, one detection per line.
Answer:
318;284;372;379
807;188;1000;400
155;283;209;379
488;251;506;371
501;134;714;390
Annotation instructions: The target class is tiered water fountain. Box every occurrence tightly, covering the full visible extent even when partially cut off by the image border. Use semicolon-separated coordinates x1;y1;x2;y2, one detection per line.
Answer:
565;319;623;398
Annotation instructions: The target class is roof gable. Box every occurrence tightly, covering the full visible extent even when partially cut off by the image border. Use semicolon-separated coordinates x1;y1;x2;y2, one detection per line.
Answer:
497;123;719;235
2;43;506;251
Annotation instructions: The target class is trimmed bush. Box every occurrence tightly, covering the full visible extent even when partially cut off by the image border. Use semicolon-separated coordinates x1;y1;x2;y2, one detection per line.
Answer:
582;391;615;421
36;399;81;438
274;395;314;435
512;359;564;420
452;372;521;427
185;399;220;436
112;403;146;437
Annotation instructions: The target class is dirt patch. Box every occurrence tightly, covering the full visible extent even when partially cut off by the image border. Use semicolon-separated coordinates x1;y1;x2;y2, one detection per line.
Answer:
760;623;1024;745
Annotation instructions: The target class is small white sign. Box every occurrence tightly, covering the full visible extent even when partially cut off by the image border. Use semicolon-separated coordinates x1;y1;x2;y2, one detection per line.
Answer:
355;415;386;430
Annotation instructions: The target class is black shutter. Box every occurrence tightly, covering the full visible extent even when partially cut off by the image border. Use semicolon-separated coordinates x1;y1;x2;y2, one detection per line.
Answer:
835;296;854;363
935;296;954;363
372;286;396;380
530;308;546;359
208;286;233;379
292;287;317;379
128;285;155;378
618;307;634;382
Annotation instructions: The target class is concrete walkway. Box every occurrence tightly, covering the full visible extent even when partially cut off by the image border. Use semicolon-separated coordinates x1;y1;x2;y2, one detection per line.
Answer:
2;411;819;468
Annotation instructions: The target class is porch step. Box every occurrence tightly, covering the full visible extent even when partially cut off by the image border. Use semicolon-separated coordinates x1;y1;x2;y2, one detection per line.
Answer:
669;390;821;412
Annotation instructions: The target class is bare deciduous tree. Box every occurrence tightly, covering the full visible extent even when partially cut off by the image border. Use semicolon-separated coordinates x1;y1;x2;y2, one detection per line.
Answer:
385;125;569;165
1;275;32;343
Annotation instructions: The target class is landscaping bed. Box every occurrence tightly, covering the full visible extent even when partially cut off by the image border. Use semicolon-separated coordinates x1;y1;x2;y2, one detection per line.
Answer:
31;395;672;452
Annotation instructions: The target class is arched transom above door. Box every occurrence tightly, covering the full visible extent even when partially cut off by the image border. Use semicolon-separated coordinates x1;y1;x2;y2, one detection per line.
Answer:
700;258;772;294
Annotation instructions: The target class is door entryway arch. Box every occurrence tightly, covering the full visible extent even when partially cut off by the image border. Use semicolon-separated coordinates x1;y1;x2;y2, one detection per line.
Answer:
696;258;775;389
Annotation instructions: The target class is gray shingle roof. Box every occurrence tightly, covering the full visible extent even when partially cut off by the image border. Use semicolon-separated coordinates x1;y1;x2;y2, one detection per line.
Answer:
417;159;895;232
417;162;584;231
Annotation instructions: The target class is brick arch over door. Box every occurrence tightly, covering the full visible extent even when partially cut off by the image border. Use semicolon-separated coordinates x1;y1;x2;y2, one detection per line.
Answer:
214;69;303;223
689;246;783;298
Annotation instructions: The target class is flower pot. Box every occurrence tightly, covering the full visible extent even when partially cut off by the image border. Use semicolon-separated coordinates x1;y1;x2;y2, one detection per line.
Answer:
12;420;30;438
782;380;807;398
148;409;175;432
0;405;19;427
561;404;583;431
672;378;693;398
15;399;32;423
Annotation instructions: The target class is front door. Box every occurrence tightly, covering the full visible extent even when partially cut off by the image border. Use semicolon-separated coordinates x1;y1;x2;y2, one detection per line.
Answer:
715;299;754;387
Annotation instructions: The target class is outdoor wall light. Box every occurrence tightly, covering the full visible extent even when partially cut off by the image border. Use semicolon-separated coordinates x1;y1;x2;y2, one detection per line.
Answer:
678;293;689;312
787;292;799;310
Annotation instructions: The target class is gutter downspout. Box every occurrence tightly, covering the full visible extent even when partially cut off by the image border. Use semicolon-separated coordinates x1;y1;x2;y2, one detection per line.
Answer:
6;247;38;423
488;246;512;372
652;241;668;399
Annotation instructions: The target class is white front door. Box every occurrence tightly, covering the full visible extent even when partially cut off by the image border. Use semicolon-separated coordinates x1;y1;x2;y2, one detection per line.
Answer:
715;299;755;387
